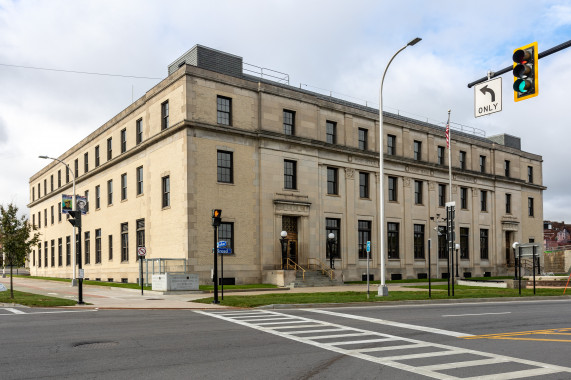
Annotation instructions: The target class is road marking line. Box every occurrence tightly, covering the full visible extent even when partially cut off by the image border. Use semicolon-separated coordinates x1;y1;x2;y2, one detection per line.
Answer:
442;312;511;317
420;358;509;371
305;309;470;337
4;308;26;314
292;328;349;334
0;309;97;316
198;310;571;380
303;332;367;340
463;328;571;342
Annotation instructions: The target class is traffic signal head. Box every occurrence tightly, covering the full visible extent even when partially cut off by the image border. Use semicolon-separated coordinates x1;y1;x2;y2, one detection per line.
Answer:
212;209;222;227
67;210;81;228
512;42;538;102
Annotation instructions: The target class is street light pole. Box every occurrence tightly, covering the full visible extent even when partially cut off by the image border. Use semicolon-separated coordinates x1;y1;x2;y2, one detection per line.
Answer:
39;155;77;286
378;37;421;297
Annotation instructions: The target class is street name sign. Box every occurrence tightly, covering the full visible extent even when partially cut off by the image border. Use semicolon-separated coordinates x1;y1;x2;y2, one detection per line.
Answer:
217;241;227;248
217;248;232;254
474;77;502;118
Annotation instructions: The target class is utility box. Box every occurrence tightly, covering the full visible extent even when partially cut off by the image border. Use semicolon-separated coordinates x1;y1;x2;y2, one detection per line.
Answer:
152;273;199;291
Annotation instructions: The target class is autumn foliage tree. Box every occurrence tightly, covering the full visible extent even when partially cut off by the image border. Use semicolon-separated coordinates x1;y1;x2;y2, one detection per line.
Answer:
0;203;40;298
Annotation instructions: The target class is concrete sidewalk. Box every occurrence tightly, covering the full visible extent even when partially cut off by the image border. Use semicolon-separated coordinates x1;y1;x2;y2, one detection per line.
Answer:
0;276;429;309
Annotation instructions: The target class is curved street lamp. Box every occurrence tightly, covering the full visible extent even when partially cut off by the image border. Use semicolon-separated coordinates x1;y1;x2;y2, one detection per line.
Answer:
39;155;77;286
378;37;422;296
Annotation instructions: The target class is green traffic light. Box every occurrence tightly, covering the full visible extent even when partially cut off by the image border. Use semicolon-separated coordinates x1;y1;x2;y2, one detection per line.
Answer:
513;79;532;93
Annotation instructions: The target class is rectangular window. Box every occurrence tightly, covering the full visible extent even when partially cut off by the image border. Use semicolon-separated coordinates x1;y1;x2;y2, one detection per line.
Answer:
84;231;90;265
358;220;371;260
58;238;62;267
327;167;338;195
481;190;487;211
107;137;112;160
387;222;399;259
438;184;446;207
107;180;113;205
459;150;466;170
218;222;234;254
84;152;89;173
44;179;47;196
283;110;295;136
66;236;71;266
506;193;512;214
216;96;231;125
38;183;41;198
528;197;534;217
58;170;61;188
528;166;533;183
120;128;127;153
74;159;78;179
217;151;233;183
136;118;143;144
480;229;489;260
44;241;48;267
66;167;70;183
358;128;368;150
95;229;101;264
121;173;127;201
388;176;397;202
32;214;35;228
121;223;128;262
162;176;170;208
58;201;62;221
414;180;423;205
479;155;486;173
413;140;422;160
505;160;510;177
50;240;55;267
38;242;41;267
95;185;101;209
32;187;35;202
437;146;445;165
95;145;100;167
413;224;425;259
284;160;296;190
50;205;54;225
136;219;145;261
136;166;144;195
460;227;469;259
326;121;336;144
460;187;468;209
325;218;340;259
108;235;113;261
161;100;170;130
359;172;369;198
84;190;89;213
44;208;47;227
50;175;54;192
387;135;396;155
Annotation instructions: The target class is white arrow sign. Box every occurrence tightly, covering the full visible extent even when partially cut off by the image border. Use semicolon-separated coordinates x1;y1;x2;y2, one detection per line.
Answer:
474;77;502;118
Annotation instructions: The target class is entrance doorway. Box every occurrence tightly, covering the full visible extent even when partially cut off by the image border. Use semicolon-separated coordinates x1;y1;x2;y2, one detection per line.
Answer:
282;216;298;265
505;231;513;265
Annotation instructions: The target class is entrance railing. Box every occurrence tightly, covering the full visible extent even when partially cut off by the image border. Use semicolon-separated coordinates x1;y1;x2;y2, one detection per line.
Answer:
283;258;305;280
307;258;334;280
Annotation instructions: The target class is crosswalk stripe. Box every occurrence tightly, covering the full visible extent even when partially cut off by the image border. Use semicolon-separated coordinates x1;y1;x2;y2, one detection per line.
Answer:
4;308;26;314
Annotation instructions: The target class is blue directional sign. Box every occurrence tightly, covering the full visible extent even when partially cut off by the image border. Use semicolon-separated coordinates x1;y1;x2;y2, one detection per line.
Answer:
217;241;227;248
366;241;371;253
217;248;232;254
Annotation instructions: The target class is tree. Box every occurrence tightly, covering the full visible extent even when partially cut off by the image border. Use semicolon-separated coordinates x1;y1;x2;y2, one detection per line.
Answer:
0;203;40;298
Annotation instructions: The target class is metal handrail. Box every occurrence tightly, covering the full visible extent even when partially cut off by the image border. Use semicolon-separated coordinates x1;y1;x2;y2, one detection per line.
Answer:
283;258;305;280
307;258;334;280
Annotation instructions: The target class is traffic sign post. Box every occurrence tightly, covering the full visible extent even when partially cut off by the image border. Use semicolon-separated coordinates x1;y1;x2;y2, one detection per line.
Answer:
366;241;371;299
138;246;146;295
474;77;502;118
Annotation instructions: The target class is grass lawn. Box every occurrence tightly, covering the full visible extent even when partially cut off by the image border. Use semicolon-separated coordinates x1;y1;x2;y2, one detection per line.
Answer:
199;284;279;291
14;275;152;291
0;289;77;307
192;286;569;308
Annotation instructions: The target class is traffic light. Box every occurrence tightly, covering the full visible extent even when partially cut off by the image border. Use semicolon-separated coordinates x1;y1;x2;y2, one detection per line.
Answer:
212;209;222;227
512;42;538;102
67;210;81;228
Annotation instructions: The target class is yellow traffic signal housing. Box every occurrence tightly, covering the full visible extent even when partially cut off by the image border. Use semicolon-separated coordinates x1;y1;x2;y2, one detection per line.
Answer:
513;42;538;102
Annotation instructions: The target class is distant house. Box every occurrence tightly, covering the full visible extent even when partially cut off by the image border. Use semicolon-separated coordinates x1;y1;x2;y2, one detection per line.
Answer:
544;221;571;249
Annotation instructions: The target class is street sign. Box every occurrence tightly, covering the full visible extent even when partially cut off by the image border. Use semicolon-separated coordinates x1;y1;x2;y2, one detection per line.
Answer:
217;241;227;248
474;77;502;118
137;247;147;257
217;248;232;254
366;241;371;253
78;269;84;279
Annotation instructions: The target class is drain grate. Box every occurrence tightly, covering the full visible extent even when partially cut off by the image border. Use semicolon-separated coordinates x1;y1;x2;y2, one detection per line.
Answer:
72;341;119;350
145;298;164;301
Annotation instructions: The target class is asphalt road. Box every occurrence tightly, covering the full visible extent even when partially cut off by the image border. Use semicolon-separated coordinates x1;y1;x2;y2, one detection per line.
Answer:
1;299;570;379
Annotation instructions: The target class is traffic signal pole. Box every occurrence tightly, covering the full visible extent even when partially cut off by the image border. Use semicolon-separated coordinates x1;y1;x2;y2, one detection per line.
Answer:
467;39;571;88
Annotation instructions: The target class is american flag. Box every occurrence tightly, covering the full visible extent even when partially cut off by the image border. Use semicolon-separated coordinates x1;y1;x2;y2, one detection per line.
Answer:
445;112;451;149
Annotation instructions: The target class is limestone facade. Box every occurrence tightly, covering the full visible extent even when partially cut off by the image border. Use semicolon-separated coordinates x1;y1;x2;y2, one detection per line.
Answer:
28;46;545;284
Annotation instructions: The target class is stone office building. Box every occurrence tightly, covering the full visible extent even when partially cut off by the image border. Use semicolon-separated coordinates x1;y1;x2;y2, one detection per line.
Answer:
28;45;545;284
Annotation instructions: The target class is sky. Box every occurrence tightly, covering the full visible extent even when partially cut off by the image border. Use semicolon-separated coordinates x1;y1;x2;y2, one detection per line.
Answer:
1;0;571;221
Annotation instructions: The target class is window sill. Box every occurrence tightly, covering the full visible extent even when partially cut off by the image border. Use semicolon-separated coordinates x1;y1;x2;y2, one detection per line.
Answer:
162;205;171;211
217;182;235;186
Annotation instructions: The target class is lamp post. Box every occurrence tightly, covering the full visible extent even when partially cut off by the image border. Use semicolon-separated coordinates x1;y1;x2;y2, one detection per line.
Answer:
512;241;519;280
280;230;288;269
378;37;422;297
39;155;77;286
455;243;460;277
327;232;335;269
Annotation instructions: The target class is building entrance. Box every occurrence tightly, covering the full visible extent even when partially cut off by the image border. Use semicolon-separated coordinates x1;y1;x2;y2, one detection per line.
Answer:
282;216;298;265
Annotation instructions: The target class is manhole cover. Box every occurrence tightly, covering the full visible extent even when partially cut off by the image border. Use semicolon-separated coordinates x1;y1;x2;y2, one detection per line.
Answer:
73;341;119;350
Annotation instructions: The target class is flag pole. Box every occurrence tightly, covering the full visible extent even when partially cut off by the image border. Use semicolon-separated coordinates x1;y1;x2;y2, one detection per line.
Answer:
446;110;452;202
